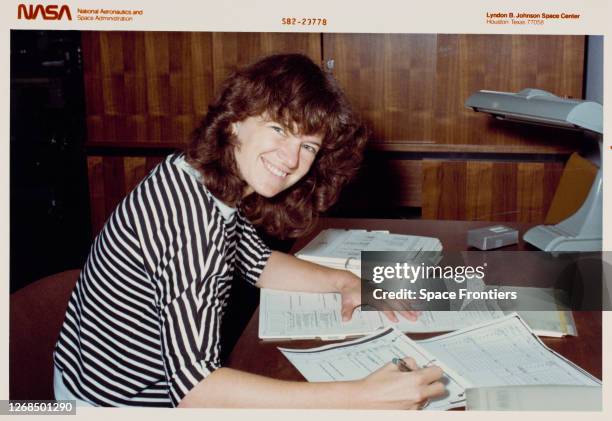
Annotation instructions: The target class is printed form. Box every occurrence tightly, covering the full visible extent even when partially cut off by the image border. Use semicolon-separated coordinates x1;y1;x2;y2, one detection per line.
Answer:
417;315;598;387
296;229;442;265
279;327;467;410
259;289;385;339
279;314;600;410
259;289;502;339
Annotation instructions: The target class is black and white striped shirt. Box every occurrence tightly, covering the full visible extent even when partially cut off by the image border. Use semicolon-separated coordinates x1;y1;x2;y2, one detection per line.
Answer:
54;153;271;407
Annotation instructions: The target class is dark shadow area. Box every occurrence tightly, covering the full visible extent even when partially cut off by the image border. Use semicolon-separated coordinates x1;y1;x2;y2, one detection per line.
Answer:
10;30;91;293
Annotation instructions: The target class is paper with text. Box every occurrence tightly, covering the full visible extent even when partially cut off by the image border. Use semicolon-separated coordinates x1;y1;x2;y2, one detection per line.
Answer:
279;314;599;411
259;289;504;339
417;314;600;387
259;289;385;339
279;327;467;410
296;229;442;270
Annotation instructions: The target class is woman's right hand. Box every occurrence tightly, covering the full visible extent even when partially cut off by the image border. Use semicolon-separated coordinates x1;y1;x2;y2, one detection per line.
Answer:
350;357;446;410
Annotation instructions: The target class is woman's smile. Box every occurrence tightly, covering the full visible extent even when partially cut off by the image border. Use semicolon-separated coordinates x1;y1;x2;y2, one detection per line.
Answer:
261;157;288;178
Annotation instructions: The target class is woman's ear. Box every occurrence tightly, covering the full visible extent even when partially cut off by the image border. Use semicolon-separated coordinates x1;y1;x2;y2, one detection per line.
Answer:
232;122;241;136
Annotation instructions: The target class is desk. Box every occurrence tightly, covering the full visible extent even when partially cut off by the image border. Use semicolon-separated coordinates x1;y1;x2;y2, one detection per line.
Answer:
226;219;602;383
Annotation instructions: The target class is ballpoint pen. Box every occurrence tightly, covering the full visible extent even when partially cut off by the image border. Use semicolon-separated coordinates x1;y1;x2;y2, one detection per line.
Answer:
392;357;413;372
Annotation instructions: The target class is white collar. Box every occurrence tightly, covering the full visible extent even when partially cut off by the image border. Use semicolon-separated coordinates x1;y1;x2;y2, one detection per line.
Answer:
210;194;236;221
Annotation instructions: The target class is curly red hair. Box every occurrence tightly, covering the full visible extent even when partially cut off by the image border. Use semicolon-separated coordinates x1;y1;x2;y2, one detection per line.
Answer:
186;54;367;238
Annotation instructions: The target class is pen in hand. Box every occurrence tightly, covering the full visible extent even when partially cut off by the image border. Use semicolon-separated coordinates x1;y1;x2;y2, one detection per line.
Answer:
392;357;433;409
392;357;413;372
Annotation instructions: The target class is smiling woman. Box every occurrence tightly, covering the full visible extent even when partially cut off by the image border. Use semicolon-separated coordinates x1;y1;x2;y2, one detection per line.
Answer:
186;53;367;238
53;53;440;409
232;115;323;198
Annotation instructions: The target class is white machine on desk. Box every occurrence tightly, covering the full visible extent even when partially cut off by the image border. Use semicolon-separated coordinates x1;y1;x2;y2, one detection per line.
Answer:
465;89;603;252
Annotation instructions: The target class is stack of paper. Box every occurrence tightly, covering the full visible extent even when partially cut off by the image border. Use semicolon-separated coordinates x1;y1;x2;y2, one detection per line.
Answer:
296;229;443;276
279;229;577;338
496;286;577;336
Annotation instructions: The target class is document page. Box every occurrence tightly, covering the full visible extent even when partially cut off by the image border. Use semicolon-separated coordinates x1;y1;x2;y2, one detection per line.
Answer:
259;289;507;339
418;314;600;387
259;289;385;339
279;327;468;410
297;229;442;263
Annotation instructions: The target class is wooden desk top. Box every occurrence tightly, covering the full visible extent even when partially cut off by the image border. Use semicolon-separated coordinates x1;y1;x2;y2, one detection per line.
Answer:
226;219;602;383
290;218;538;252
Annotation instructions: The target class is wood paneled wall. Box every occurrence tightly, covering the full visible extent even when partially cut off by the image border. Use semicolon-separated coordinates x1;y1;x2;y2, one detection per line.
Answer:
210;33;321;95
82;32;320;145
82;32;215;144
432;35;584;152
87;155;165;234
323;34;437;144
324;34;584;153
80;32;586;231
421;160;564;222
84;32;585;151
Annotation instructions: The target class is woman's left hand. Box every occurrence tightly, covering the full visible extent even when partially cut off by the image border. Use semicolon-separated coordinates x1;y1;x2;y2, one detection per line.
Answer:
335;270;420;323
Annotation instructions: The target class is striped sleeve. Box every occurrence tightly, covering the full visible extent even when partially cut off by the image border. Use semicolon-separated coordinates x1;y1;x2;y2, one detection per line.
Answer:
131;158;224;406
234;212;272;285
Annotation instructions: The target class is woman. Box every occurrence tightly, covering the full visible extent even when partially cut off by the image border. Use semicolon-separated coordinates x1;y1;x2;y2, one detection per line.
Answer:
53;54;445;409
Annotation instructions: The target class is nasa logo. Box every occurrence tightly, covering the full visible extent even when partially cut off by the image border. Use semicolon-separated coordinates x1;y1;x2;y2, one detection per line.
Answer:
17;4;73;20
